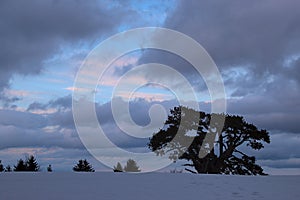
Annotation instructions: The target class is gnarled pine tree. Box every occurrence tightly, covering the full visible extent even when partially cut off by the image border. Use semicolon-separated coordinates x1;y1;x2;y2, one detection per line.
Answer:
148;106;270;175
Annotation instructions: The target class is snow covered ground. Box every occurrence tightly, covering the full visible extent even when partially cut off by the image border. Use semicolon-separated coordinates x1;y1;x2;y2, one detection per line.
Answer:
0;173;299;200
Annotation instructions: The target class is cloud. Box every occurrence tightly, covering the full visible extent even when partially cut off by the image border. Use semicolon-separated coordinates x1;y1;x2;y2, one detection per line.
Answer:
225;74;300;133
164;0;300;74
260;158;300;169
0;96;81;150
23;95;178;151
285;56;300;84
0;0;137;95
137;0;300;97
28;94;71;108
49;94;72;109
0;109;47;129
95;97;178;149
239;133;300;171
0;123;82;151
241;132;300;160
2;94;300;172
135;0;300;134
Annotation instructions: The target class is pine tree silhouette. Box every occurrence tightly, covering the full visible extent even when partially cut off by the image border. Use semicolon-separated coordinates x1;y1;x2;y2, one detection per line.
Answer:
26;155;40;171
113;162;123;172
73;159;95;172
14;159;27;171
47;164;53;172
124;159;141;172
14;155;40;172
0;160;4;172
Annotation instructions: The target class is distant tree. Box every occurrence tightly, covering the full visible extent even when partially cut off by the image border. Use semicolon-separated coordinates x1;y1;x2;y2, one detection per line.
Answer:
113;162;123;172
124;159;141;172
14;159;27;171
0;160;4;172
5;165;12;172
14;155;40;172
149;106;270;175
26;155;40;171
73;159;95;172
47;164;53;172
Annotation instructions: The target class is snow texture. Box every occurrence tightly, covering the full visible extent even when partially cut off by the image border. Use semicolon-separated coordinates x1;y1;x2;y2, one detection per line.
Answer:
0;173;299;200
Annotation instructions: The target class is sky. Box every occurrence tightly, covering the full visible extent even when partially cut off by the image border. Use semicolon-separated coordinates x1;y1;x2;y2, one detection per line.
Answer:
0;0;300;174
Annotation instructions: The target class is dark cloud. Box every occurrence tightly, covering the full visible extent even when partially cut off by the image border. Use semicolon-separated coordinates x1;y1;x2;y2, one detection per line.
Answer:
27;102;47;111
138;49;207;93
15;96;178;151
0;0;136;93
0;124;82;150
225;74;300;133
256;133;300;161
137;0;300;134
285;57;300;84
164;0;300;75
48;110;75;129
27;94;72;111
139;0;300;94
199;93;300;133
0;106;82;150
0;110;81;151
260;159;300;169
26;95;75;129
96;98;178;150
0;92;22;108
238;133;300;169
0;96;79;150
0;109;47;129
49;94;72;109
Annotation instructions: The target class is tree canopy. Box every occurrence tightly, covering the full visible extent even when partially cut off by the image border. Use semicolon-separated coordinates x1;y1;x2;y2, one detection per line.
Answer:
148;106;270;175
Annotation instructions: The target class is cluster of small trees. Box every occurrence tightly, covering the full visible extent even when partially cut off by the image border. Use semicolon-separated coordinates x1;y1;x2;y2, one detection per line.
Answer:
72;158;141;172
0;156;94;172
0;155;43;172
15;155;40;171
113;159;141;172
1;157;141;173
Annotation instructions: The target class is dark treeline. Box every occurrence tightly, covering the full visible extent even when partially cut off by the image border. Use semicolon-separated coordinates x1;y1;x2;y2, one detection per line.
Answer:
0;156;96;172
1;155;41;172
1;156;142;173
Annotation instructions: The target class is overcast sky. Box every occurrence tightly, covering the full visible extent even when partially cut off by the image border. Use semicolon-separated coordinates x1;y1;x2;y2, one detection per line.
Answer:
0;0;299;174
